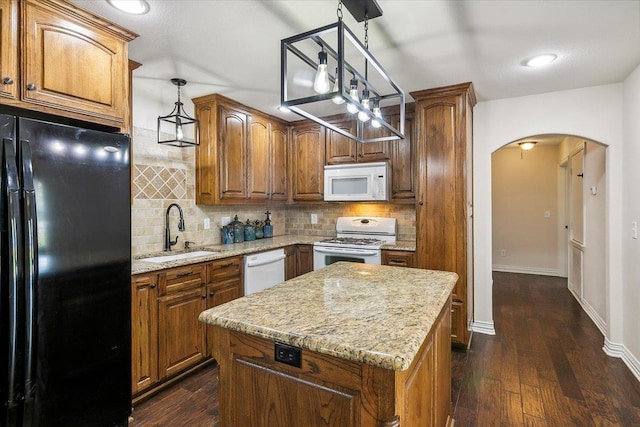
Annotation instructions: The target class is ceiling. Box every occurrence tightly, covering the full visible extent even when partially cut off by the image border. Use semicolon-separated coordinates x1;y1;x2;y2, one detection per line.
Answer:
70;0;640;121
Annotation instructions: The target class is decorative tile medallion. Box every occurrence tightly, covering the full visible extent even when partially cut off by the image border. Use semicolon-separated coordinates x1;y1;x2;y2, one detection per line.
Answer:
134;165;187;200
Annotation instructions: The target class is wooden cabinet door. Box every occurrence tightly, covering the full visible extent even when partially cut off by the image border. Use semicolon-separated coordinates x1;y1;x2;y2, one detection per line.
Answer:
291;123;325;201
218;105;247;200
158;288;207;379
21;0;128;123
270;121;288;201
131;274;158;394
247;114;269;200
296;244;314;276
284;245;297;280
325;120;356;164
360;122;390;163
390;112;417;203
0;0;18;100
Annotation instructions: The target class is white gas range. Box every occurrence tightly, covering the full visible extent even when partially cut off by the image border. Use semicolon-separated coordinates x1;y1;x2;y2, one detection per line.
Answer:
313;217;397;270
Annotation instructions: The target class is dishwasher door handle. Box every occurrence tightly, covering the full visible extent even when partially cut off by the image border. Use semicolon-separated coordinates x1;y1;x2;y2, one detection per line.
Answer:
245;254;287;268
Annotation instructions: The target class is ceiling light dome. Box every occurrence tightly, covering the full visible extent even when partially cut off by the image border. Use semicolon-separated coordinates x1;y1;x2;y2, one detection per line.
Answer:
107;0;150;15
523;54;557;67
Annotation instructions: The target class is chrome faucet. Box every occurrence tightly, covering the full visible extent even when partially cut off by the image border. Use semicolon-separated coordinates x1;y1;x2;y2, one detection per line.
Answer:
164;203;185;251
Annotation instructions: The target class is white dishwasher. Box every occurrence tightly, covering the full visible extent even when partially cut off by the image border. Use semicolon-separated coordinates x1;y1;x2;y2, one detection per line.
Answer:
244;248;286;295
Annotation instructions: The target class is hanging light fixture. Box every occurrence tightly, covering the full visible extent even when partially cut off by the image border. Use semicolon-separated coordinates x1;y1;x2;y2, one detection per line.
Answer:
157;78;199;147
281;0;404;143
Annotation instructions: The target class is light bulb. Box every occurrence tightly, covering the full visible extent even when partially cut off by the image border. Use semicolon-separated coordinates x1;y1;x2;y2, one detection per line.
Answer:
176;117;184;141
358;89;370;122
346;77;359;114
332;68;344;105
371;99;382;128
313;51;331;94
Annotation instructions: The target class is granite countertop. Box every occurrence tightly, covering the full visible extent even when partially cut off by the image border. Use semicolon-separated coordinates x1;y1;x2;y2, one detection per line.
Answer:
199;262;457;371
132;235;416;275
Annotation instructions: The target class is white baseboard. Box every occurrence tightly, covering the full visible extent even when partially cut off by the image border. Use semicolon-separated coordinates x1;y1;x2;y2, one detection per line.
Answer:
471;320;496;335
492;264;564;277
603;338;640;382
579;298;607;336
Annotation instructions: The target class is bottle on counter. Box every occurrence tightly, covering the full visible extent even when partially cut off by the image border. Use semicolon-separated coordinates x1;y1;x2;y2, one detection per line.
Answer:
230;215;244;243
221;225;233;244
263;210;273;238
254;220;264;239
244;219;256;241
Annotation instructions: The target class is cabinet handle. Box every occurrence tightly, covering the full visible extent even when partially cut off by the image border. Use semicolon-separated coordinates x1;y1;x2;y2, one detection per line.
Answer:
202;295;207;299
176;271;193;278
3;77;14;85
389;259;405;265
358;154;363;158
26;83;36;91
150;283;157;289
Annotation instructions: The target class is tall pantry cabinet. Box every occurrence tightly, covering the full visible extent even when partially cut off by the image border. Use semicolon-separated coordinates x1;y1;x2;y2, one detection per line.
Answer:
411;82;476;347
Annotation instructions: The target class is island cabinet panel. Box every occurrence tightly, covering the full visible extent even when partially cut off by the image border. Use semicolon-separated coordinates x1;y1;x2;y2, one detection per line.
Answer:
210;295;453;427
131;273;158;395
291;122;325;202
194;94;289;204
0;0;18;100
412;82;475;347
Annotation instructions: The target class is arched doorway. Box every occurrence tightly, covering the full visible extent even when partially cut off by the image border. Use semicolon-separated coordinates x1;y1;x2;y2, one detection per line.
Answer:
490;134;608;333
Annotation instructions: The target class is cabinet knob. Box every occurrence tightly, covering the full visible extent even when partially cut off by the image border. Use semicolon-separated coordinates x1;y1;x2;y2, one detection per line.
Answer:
3;77;14;85
26;83;37;90
150;283;157;289
209;291;215;297
418;200;424;206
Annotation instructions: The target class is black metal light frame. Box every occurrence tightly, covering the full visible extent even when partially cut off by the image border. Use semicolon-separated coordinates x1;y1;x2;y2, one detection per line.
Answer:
281;9;405;143
158;78;200;147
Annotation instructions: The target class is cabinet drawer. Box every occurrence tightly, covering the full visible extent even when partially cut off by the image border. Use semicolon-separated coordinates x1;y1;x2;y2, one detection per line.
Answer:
382;250;415;268
160;264;205;295
208;256;241;283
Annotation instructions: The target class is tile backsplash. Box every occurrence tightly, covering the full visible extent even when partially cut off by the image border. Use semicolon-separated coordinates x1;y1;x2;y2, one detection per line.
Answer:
131;127;416;256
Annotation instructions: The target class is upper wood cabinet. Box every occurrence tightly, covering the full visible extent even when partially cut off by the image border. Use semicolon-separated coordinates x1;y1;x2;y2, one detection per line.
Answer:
412;82;475;347
0;0;18;100
194;94;289;205
290;122;325;202
325;117;390;165
389;106;417;204
0;0;137;128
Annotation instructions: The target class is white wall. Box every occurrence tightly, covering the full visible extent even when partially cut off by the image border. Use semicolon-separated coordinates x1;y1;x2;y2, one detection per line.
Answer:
473;85;624;356
622;63;640;378
492;145;560;275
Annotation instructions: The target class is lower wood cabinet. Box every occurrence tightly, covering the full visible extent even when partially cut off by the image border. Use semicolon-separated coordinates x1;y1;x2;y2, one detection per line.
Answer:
284;244;314;280
131;257;243;397
382;250;415;268
131;273;158;395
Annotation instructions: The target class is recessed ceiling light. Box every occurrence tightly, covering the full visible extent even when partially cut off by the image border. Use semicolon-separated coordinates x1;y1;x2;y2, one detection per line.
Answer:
523;54;557;67
107;0;150;15
277;106;291;113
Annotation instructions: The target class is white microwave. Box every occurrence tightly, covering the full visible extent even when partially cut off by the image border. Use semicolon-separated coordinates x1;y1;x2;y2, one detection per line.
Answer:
324;162;389;201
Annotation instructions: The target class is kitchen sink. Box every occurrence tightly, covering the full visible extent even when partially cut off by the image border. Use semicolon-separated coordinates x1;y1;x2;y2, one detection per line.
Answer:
138;250;219;263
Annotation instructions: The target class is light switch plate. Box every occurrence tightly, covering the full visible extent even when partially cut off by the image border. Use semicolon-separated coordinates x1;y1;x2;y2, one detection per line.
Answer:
204;218;211;230
311;213;318;224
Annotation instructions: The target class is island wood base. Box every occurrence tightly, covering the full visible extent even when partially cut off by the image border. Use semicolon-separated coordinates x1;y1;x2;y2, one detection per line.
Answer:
211;295;453;427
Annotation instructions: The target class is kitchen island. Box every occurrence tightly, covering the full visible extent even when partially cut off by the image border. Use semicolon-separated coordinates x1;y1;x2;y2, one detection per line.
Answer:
199;262;457;427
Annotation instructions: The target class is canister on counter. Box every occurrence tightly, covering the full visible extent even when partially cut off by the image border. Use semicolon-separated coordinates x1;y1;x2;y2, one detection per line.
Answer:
263;210;273;238
230;215;244;243
244;219;255;241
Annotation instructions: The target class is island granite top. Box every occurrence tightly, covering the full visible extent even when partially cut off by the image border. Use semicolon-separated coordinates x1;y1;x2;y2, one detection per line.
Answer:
199;262;457;371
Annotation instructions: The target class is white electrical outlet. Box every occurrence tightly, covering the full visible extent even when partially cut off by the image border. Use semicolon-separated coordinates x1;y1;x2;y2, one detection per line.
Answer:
311;213;318;224
203;218;211;230
221;216;231;226
632;221;638;240
544;210;551;218
500;249;507;257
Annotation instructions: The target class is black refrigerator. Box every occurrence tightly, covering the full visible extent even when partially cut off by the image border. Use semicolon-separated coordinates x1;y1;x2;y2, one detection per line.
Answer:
0;114;131;427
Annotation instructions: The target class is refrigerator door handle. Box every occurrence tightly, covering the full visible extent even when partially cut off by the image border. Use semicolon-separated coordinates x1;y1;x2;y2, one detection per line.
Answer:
19;139;38;414
2;138;24;418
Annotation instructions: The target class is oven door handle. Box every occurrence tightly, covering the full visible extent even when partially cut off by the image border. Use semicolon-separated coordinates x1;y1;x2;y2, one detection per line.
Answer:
314;247;379;256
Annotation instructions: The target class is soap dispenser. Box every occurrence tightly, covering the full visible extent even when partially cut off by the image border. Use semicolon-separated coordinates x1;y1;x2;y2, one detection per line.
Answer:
263;210;273;238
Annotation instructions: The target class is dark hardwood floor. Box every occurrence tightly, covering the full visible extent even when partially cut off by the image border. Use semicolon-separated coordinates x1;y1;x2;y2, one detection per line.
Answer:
131;272;640;426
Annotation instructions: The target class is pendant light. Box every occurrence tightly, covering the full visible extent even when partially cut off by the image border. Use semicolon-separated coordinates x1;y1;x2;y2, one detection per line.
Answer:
281;0;405;143
157;78;199;147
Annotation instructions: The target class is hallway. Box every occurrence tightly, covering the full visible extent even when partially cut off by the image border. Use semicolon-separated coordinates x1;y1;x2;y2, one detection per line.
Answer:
131;272;640;426
452;272;640;426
